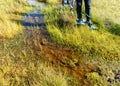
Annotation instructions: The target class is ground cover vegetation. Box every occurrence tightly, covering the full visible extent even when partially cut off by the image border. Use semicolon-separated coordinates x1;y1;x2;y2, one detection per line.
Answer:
0;0;120;86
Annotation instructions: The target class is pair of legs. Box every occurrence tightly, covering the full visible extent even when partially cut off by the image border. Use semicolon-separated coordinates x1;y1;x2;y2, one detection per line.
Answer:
76;0;96;29
76;0;91;22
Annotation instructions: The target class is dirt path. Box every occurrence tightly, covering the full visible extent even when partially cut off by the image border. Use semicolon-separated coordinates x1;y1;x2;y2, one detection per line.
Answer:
22;5;98;85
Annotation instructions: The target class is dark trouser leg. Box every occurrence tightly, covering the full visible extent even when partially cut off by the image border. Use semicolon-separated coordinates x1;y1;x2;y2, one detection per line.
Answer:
84;0;91;22
62;0;64;5
76;0;82;20
67;0;70;4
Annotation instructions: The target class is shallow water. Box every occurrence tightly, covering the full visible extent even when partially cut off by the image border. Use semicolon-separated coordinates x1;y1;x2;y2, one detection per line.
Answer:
28;0;45;8
22;0;46;28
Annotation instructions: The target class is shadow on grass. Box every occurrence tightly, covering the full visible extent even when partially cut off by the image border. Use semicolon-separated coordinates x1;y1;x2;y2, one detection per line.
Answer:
104;20;120;36
9;11;27;16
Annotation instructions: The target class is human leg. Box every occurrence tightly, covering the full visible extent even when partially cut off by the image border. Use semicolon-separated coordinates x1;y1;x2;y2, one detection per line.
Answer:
84;0;97;29
84;0;91;22
76;0;82;20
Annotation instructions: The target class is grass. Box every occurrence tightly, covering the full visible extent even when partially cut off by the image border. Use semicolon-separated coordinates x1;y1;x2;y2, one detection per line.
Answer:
42;0;120;85
0;0;32;38
0;0;79;86
37;0;59;4
0;29;70;86
0;0;120;86
92;0;120;24
43;5;120;60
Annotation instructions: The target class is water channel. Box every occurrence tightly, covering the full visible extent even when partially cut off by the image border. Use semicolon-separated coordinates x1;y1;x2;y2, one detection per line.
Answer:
22;0;46;28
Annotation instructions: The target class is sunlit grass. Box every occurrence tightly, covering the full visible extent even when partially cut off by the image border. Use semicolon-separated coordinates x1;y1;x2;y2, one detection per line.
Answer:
43;1;120;85
43;4;120;60
37;0;59;4
0;28;70;86
0;0;32;38
0;0;120;86
48;25;120;59
92;0;120;24
0;1;76;83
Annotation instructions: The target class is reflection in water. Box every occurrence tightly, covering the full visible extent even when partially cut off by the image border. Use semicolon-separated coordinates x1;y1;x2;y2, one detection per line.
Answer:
22;0;46;28
28;0;45;9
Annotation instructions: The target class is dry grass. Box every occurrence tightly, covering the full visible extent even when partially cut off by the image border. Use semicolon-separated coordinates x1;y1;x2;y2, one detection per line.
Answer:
43;0;120;85
0;0;120;86
0;1;78;86
0;0;32;38
92;0;120;24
